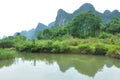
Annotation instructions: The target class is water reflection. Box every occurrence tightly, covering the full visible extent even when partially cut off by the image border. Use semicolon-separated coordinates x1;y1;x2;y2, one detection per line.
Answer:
0;59;14;69
0;54;120;80
20;54;120;77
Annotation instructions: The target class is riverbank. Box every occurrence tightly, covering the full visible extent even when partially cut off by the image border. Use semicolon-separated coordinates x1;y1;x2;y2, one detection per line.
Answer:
0;36;120;60
16;37;120;59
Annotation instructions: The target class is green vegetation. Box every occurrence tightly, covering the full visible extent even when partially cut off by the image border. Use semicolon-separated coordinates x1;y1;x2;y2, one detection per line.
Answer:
68;11;101;38
0;36;14;48
0;49;17;60
14;37;120;58
0;11;120;59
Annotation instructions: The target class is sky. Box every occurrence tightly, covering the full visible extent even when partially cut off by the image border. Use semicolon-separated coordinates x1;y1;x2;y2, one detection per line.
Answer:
0;0;120;37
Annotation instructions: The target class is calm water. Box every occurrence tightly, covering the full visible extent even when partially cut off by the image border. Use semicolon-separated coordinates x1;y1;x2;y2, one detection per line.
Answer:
0;54;120;80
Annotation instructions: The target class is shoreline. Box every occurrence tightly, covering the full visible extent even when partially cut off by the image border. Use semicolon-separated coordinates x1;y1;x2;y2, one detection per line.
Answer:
0;37;120;60
0;48;120;60
15;38;120;59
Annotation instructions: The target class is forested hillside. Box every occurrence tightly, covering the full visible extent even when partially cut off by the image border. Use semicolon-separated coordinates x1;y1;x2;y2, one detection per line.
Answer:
16;3;120;39
37;11;120;39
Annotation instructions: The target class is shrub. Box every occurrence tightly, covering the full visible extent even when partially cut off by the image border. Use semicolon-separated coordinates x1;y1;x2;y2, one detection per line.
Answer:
110;50;120;59
68;38;80;46
16;41;34;52
106;46;120;59
94;44;108;55
51;40;69;53
0;49;16;60
99;32;112;39
78;45;93;54
0;40;14;48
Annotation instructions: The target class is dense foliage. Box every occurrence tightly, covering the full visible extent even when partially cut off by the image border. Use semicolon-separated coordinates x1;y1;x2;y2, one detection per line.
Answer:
0;11;120;59
105;18;120;34
0;49;16;60
0;36;14;48
37;11;120;40
68;11;101;38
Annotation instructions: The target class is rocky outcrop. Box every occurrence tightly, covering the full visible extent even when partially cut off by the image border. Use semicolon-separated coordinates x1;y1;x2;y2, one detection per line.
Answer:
55;9;72;26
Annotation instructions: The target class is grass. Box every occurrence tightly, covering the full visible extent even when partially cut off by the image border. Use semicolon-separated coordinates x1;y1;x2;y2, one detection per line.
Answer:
0;36;120;59
9;33;120;59
15;37;120;58
0;49;17;60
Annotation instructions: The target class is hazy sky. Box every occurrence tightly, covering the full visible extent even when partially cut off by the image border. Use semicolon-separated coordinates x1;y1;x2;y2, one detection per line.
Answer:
0;0;119;37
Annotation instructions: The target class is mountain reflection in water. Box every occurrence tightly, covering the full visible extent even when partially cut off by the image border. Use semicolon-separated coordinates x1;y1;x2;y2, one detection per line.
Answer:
0;54;120;80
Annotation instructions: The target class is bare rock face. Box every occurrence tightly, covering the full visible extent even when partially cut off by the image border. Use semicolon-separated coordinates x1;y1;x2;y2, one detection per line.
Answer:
54;3;120;27
55;9;72;26
55;3;96;26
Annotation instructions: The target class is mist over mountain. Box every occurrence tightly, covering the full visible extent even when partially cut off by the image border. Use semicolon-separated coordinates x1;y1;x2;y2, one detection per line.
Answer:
15;23;47;39
16;3;120;39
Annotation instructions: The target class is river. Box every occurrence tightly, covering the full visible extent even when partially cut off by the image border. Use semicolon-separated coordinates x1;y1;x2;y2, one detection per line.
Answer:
0;53;120;80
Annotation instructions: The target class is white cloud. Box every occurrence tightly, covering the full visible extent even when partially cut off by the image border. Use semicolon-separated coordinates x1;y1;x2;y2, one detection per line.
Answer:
0;0;120;37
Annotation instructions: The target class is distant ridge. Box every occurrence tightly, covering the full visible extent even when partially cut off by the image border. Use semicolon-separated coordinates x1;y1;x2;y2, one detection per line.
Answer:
55;3;120;26
15;23;47;39
15;3;120;39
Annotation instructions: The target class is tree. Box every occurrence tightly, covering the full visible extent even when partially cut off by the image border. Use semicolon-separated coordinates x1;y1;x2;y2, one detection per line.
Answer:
37;27;67;40
15;33;26;42
106;17;120;34
68;11;101;38
37;28;53;40
0;36;15;48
